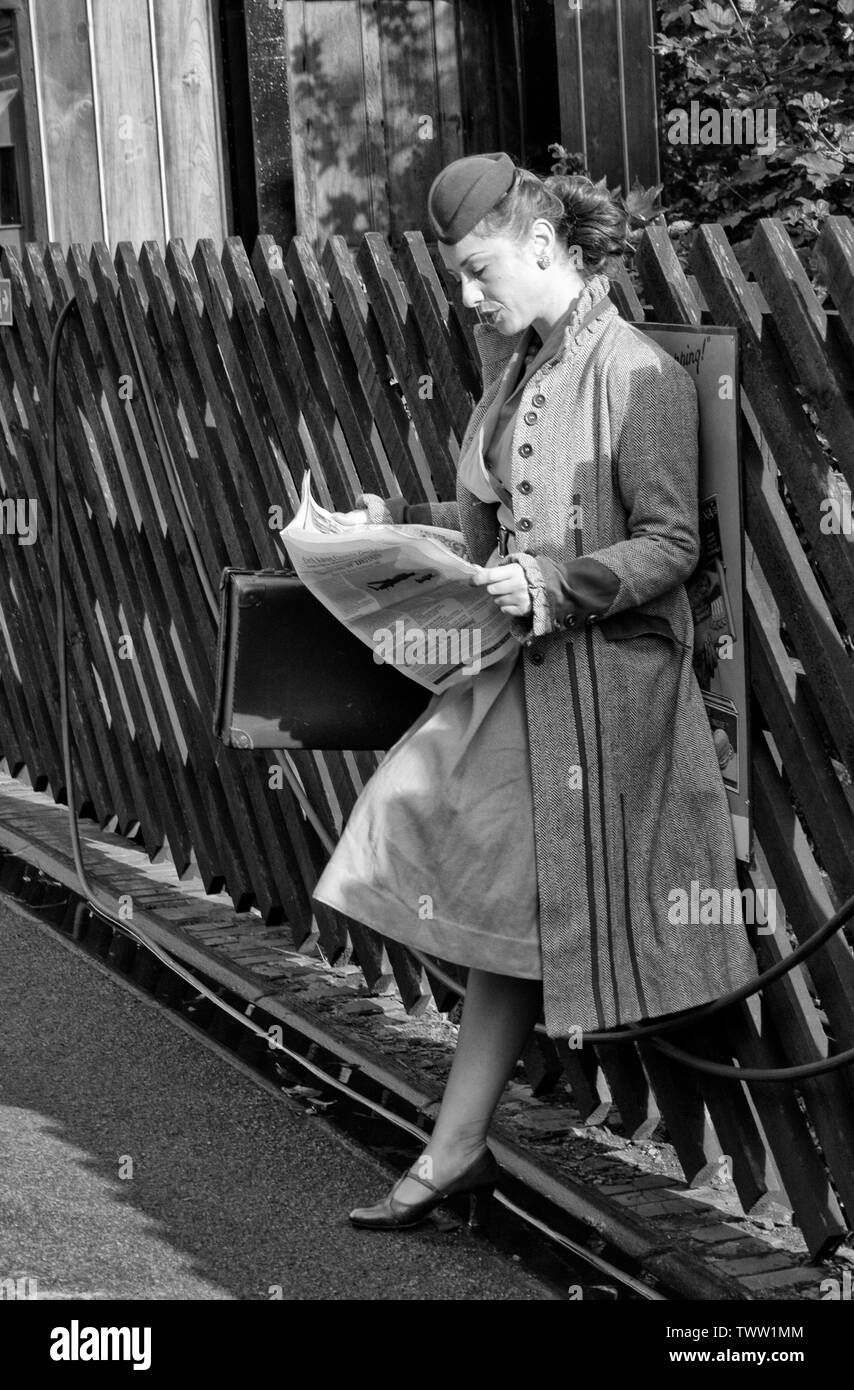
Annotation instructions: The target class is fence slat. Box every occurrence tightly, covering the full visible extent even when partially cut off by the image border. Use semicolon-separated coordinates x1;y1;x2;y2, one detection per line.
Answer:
676;1019;785;1215
723;989;848;1258
635;224;702;327
396;231;478;438
816;215;854;356
749;220;854;493
355;234;456;492
188;237;369;933
741;423;854;773
64;242;278;899
593;1042;660;1141
751;733;854;1056
747;847;854;1238
555;1042;612;1125
248;236;363;507
0;247;145;829
39;243;219;879
19;245;182;845
286;237;393;493
321;235;430;501
635;1041;724;1187
123;240;312;916
748;567;854;904
691;224;854;642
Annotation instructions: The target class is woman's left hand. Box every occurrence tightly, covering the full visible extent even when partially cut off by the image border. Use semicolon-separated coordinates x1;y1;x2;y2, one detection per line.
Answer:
470;562;532;618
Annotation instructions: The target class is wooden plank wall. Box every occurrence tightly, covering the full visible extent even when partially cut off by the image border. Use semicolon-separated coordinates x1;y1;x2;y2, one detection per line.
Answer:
284;0;463;246
0;216;853;1258
554;0;660;191
29;0;227;252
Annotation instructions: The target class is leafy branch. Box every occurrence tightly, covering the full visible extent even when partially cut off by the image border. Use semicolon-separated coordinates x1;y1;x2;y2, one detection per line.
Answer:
654;0;854;266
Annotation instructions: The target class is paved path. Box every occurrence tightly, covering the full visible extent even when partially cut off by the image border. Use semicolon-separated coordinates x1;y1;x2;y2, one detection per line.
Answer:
0;901;552;1300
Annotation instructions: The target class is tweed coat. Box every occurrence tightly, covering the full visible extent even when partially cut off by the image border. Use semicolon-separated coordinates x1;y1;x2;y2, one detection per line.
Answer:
358;271;757;1036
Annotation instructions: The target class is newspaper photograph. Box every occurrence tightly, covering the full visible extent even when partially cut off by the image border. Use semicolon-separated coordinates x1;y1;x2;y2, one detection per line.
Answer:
280;471;515;692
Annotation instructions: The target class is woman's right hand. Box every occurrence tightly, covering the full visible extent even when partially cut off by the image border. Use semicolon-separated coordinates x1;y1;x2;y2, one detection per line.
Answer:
329;508;369;527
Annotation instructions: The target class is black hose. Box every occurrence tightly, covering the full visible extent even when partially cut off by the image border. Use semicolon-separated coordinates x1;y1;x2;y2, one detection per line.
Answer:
410;876;854;1070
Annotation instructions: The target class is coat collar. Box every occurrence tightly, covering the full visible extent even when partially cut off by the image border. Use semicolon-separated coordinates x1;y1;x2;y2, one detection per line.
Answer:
456;273;617;504
551;271;616;359
494;271;616;390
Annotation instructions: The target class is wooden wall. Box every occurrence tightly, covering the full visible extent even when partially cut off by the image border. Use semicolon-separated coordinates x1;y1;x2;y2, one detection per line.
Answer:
279;0;657;247
555;0;660;192
284;0;464;245
15;0;659;255
28;0;228;253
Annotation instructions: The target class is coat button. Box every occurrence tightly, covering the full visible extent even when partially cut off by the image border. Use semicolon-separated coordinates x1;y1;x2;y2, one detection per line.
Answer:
532;393;546;407
523;410;538;425
518;442;533;457
518;480;532;494
530;650;544;664
564;612;577;629
517;517;532;531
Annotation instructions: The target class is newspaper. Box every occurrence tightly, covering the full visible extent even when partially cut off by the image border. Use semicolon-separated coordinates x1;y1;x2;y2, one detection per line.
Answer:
280;470;515;692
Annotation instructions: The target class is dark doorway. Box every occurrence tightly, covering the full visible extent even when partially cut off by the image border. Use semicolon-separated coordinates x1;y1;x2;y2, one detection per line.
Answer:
0;7;33;252
216;0;259;245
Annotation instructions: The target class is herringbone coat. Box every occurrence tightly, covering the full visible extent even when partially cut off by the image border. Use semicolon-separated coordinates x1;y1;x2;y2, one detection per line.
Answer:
359;272;756;1036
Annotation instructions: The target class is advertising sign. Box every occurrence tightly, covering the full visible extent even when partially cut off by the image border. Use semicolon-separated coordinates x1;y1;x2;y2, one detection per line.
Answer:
639;324;751;864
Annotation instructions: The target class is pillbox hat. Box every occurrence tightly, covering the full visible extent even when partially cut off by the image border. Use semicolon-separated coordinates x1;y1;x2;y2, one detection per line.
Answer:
427;152;516;244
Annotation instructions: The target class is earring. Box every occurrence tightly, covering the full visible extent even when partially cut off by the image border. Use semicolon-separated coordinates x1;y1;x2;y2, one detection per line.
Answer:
537;254;551;270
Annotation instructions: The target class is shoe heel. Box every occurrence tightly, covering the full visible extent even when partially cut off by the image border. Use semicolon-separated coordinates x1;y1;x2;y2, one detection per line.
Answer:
467;1186;495;1230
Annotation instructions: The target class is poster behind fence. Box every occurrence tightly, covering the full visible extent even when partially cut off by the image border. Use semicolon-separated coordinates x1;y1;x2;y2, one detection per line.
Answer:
640;324;751;864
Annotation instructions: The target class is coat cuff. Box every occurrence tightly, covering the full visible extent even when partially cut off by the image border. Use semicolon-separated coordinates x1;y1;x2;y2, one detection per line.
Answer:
495;551;548;646
534;553;622;628
355;492;409;525
497;551;622;643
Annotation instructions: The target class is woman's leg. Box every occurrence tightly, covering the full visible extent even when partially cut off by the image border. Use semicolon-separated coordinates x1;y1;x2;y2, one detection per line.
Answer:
391;967;543;1205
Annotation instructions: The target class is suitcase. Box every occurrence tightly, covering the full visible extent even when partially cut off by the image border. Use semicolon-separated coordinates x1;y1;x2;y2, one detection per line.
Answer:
213;567;433;750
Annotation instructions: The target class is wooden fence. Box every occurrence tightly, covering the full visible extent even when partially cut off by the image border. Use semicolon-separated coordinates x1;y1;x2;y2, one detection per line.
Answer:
0;216;853;1258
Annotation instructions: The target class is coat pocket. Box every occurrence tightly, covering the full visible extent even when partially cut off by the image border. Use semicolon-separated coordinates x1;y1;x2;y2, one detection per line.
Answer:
598;609;689;649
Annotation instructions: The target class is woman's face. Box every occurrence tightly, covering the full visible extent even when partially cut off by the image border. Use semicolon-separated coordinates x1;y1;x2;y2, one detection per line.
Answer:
438;227;547;335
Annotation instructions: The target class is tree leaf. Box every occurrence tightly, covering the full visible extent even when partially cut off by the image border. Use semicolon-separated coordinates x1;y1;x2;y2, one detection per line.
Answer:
624;180;665;223
693;6;738;30
794;151;845;177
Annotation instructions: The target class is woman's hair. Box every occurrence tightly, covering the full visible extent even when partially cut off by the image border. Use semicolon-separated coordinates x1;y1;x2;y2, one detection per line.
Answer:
472;166;631;276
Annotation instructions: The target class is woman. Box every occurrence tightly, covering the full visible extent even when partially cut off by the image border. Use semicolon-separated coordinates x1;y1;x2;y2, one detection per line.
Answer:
312;152;757;1229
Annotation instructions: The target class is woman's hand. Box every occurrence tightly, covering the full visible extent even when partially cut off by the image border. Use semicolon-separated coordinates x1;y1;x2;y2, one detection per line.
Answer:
329;508;369;527
470;562;532;618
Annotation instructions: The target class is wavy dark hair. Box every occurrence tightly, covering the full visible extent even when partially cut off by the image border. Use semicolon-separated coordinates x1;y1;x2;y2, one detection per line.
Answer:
472;166;632;278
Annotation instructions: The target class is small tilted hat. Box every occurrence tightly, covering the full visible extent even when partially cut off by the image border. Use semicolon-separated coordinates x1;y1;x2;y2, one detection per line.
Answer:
427;152;516;244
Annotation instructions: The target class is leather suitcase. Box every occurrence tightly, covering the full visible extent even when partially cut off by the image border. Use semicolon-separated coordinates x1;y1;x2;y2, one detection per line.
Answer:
213;567;432;750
